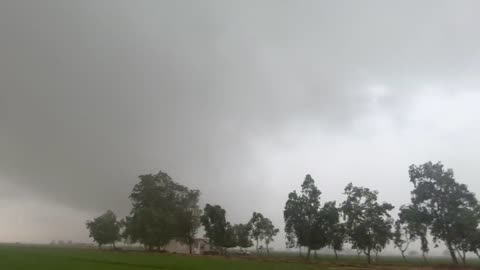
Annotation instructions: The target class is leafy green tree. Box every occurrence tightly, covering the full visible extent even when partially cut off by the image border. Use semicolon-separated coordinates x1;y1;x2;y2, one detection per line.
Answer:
372;217;393;261
341;183;394;264
249;212;266;253
201;204;227;249
469;230;480;259
451;206;479;265
263;218;279;255
233;223;253;251
284;190;301;252
317;201;345;261
407;162;480;265
124;172;178;250
420;235;429;263
398;204;430;263
86;210;121;248
223;224;237;252
248;212;279;254
284;174;322;258
124;171;201;252
393;219;414;262
124;207;175;250
330;223;346;261
201;204;236;254
176;190;202;254
285;233;296;248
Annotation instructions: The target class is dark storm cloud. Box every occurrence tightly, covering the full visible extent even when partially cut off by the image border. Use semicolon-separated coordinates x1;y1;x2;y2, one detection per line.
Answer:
1;0;480;239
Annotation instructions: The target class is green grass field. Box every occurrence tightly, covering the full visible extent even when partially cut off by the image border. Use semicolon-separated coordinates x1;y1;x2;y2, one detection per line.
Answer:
0;245;315;270
0;245;475;270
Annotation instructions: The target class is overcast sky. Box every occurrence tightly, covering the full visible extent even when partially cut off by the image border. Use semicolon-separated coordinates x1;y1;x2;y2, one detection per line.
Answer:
1;0;480;253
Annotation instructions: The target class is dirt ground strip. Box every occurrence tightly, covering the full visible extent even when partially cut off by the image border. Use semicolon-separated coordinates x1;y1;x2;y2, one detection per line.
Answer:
328;266;479;270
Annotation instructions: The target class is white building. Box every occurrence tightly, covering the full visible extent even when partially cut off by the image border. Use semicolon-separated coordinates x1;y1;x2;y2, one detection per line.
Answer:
164;238;211;255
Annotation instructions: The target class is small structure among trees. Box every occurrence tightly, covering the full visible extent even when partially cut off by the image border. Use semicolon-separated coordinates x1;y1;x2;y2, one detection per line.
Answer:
163;238;211;254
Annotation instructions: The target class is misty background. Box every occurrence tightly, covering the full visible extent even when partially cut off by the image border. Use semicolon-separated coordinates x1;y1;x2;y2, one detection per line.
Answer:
1;0;480;254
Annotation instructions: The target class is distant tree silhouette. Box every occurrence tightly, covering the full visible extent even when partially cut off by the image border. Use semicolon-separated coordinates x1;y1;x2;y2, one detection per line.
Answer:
406;162;480;265
284;175;345;259
86;210;121;248
284;175;323;258
393;218;414;262
201;204;235;254
341;183;394;264
123;171;201;253
233;223;253;251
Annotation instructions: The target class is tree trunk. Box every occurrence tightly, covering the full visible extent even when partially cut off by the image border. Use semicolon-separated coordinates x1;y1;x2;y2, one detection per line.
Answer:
334;249;338;261
461;254;466;266
266;243;270;255
307;247;311;259
98;243;101;249
401;250;407;263
189;242;193;255
256;239;259;254
112;242;116;249
299;246;302;257
314;250;317;258
365;249;371;264
456;250;466;266
446;242;459;265
475;250;480;259
422;252;428;264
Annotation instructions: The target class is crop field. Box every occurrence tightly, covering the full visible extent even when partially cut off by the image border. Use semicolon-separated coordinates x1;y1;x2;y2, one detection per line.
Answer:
0;245;314;270
0;245;477;270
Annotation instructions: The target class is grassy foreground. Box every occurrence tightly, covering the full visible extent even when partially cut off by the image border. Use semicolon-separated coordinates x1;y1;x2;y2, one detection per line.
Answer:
2;245;478;270
0;245;314;270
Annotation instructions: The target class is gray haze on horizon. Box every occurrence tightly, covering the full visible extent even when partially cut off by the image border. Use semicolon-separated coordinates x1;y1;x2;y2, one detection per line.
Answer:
1;0;480;254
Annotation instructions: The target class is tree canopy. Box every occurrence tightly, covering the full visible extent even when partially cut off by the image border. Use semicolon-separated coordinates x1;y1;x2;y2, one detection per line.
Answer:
233;223;253;250
86;210;121;248
84;163;480;266
201;204;233;253
249;212;266;253
284;174;344;259
262;217;279;255
406;162;480;265
284;175;322;258
317;201;345;260
123;171;201;253
341;183;394;264
393;218;414;262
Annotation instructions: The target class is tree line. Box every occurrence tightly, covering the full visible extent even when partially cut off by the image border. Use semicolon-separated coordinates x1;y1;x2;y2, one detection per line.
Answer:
87;161;480;265
283;162;480;265
86;171;278;255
